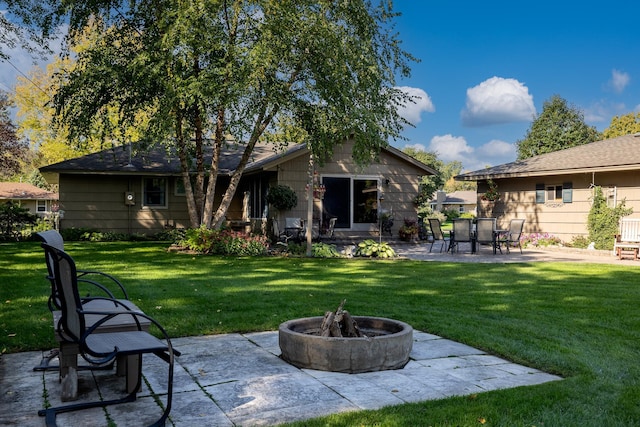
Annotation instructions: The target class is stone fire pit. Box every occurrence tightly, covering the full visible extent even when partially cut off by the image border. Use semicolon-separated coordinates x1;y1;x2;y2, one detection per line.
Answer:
279;316;413;373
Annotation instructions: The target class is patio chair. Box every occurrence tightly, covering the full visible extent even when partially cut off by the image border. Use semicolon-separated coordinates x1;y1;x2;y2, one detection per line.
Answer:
38;243;177;427
284;217;304;242
37;230;131;311
499;219;525;254
320;217;337;240
475;218;501;255
35;230;147;374
427;218;449;252
449;218;473;253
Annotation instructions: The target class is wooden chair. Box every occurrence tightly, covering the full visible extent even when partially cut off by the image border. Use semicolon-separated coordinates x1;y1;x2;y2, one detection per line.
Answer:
37;243;178;427
427;218;450;252
475;218;501;254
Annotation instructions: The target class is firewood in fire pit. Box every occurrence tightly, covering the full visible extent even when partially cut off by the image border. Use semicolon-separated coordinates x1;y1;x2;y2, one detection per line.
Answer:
319;300;363;337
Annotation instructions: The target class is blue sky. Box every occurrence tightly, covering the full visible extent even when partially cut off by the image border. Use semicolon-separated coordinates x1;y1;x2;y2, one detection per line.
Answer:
2;1;639;172
391;0;640;171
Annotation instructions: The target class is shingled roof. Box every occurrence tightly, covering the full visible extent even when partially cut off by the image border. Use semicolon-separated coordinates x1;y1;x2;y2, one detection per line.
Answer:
39;141;437;178
39;142;296;176
457;133;640;181
0;182;58;200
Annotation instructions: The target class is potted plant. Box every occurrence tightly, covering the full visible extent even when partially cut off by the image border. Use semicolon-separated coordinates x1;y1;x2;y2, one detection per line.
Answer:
481;179;501;202
398;218;419;241
266;185;298;211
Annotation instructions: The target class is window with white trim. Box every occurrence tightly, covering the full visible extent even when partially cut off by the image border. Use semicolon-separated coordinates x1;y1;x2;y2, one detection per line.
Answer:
36;200;46;212
143;178;167;207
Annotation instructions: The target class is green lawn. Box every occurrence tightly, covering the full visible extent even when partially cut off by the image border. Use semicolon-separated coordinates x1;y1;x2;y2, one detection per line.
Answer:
2;241;640;426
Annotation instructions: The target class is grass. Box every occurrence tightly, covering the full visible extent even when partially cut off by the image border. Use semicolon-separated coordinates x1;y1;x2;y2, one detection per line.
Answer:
2;241;640;426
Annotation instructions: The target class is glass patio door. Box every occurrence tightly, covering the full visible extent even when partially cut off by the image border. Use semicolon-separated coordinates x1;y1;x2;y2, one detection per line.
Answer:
321;176;379;230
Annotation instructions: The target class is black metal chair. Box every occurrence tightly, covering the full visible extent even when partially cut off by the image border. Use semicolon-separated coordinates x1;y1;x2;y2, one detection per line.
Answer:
499;219;525;254
38;243;178;427
37;230;131;311
427;218;450;252
475;218;501;254
449;218;474;253
35;230;147;374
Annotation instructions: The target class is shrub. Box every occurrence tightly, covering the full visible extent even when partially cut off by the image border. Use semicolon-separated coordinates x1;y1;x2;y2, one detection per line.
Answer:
0;201;37;241
569;235;590;249
182;226;269;256
355;239;396;258
442;208;460;221
587;186;632;250
265;185;298;211
154;228;187;243
312;242;342;258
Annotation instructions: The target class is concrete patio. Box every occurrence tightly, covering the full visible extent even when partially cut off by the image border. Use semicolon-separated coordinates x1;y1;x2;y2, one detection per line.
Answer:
1;329;561;426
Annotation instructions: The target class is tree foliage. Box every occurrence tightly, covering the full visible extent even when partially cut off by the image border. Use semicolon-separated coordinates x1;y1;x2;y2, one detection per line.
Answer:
587;186;632;250
43;0;414;229
402;146;443;206
0;90;29;179
603;112;640;139
0;0;60;60
516;95;601;160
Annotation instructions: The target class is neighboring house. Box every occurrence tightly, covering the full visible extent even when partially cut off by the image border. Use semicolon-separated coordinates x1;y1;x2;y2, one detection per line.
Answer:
455;133;640;242
40;140;436;239
429;190;477;215
0;182;59;218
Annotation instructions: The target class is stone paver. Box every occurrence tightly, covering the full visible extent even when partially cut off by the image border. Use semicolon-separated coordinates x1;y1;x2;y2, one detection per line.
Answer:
0;330;561;426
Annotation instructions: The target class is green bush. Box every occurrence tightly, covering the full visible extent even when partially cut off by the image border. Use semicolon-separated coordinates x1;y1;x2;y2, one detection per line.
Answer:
588;186;632;250
355;239;396;258
569;235;590;249
442;208;460;221
312;242;342;258
182;226;269;256
0;201;37;241
265;185;298;211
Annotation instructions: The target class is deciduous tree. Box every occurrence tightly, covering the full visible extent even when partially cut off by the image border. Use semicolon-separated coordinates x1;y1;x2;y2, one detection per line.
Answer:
0;90;29;179
516;95;601;160
46;0;415;229
603;112;640;139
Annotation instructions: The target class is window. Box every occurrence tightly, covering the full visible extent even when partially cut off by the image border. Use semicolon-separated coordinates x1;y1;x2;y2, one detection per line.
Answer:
546;185;562;202
36;200;47;212
143;178;167;207
536;182;572;204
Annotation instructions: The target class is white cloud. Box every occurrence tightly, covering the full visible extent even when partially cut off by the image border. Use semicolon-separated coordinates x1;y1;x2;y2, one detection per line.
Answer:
461;76;536;127
609;69;630;94
395;86;435;125
400;135;517;172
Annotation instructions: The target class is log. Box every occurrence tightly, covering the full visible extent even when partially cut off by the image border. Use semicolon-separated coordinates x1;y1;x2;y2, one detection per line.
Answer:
341;311;362;337
320;311;335;337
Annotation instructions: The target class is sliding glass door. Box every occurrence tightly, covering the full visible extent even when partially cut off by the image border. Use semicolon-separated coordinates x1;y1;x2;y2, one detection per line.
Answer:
321;176;379;230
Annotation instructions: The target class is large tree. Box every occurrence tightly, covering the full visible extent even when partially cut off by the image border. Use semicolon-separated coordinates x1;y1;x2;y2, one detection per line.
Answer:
516;95;601;160
40;0;414;229
0;90;29;179
603;112;640;139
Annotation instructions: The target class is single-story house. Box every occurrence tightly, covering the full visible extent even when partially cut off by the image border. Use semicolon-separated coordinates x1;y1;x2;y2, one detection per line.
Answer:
455;133;640;242
429;190;477;215
0;182;59;218
40;140;437;239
